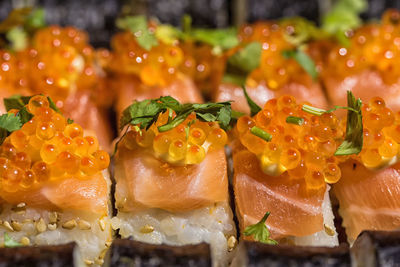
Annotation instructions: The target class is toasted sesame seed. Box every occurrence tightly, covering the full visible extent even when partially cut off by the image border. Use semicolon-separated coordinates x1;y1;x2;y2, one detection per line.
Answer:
94;259;104;265
48;223;57;231
20;236;30;246
78;220;91;230
227;236;237;251
23;219;32;223
16;210;26;215
36;218;47;233
324;224;335;236
3;221;13;231
17;203;26;208
62;219;77;230
140;224;154;234
48;212;58;224
110;217;121;230
105;241;112;247
98;218;106;231
11;221;22;232
84;259;94;265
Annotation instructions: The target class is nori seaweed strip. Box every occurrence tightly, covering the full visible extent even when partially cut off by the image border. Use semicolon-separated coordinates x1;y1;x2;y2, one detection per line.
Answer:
0;242;77;267
352;230;400;266
108;239;211;267
234;241;351;267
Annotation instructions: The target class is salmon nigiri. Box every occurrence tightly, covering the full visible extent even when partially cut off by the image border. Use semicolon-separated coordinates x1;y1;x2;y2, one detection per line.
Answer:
215;20;328;114
0;22;114;151
233;94;339;246
322;10;400;113
333;96;400;243
107;24;203;121
113;96;236;266
0;95;112;266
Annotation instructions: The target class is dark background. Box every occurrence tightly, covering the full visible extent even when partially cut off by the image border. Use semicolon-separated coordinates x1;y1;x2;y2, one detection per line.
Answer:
0;0;396;48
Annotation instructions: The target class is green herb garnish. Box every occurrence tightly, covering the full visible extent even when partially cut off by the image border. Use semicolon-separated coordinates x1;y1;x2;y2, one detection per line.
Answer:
4;233;22;248
242;85;261;116
301;91;363;156
120;96;232;132
243;211;278;245
282;49;318;80
250;126;272;142
116;15;158;51
67;118;74;124
286;116;304;125
322;0;367;46
0;113;22;145
335;91;363;155
0;7;45;51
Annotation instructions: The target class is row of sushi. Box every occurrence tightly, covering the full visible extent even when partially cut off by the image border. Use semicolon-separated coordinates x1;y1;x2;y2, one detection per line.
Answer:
5;7;400;152
0;90;399;267
0;5;398;267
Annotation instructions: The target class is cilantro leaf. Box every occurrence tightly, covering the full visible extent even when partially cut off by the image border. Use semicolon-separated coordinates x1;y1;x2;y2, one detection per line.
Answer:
282;49;318;80
119;96;233;132
281;17;326;46
335;91;363;156
67;118;74;124
322;0;367;46
242;85;261;116
47;96;61;113
0;113;22;132
116;16;158;51
227;42;262;73
243;211;278;245
155;24;181;45
190;28;239;53
4;233;22;248
6;27;27;51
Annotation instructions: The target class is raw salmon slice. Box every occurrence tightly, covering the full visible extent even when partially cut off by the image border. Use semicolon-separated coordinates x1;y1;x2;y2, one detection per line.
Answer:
233;149;325;240
114;146;228;213
114;73;203;120
333;160;400;242
0;172;109;215
324;70;400;115
214;81;328;114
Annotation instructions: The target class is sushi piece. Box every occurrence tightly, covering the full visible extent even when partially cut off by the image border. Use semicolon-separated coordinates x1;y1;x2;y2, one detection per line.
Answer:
0;242;79;267
232;94;340;246
332;96;400;243
113;97;236;266
107;18;203;120
0;95;112;266
0;12;114;150
231;241;351;267
352;230;400;267
214;20;328;114
322;10;400;113
108;239;211;267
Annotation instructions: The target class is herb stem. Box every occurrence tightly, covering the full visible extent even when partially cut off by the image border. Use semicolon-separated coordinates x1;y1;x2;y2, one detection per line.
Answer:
250;126;272;142
286;116;304;125
302;104;327;116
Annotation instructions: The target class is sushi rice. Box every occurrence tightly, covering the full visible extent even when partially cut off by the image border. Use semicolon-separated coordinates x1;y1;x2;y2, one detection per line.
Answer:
0;170;113;267
114;202;236;267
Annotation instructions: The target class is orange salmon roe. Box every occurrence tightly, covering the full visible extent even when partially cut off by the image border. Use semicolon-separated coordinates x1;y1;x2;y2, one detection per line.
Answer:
236;95;342;190
324;10;400;84
122;112;227;165
1;96;109;193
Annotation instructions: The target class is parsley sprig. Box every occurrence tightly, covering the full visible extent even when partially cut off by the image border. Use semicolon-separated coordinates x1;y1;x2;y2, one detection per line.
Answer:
120;96;232;131
243;211;278;245
0;95;64;146
301;91;363;155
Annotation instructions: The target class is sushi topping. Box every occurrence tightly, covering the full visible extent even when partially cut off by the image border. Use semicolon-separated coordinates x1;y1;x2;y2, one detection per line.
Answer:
286;116;304;125
0;95;109;193
243;211;278;245
281;48;318;80
325;9;400;84
3;232;21;247
237;94;342;188
334;91;363;155
250;126;272;142
119;97;231;165
242;85;262;116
